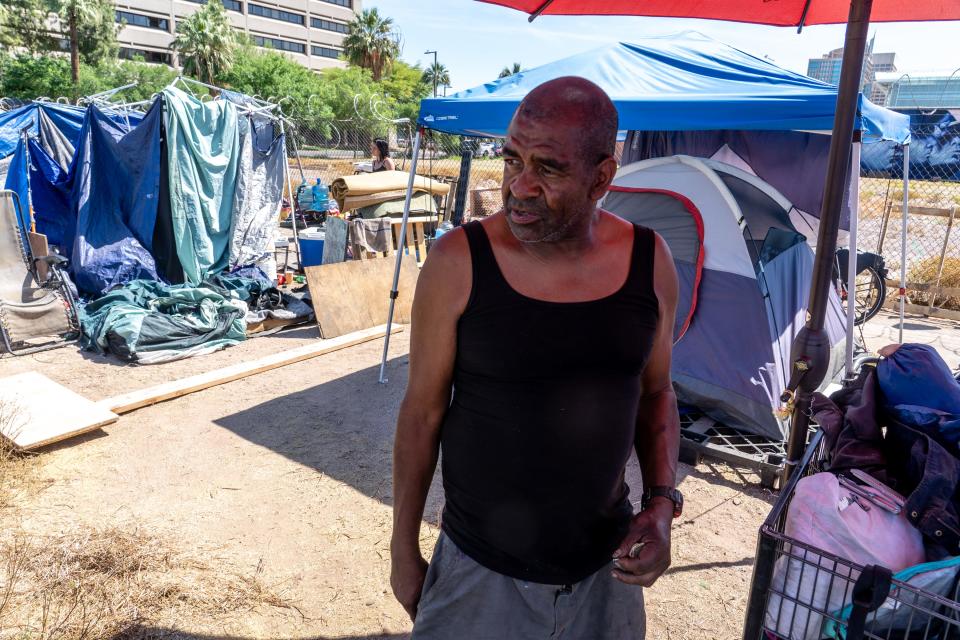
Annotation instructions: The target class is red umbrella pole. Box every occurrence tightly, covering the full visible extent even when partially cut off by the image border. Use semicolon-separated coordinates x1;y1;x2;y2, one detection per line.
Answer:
782;0;874;483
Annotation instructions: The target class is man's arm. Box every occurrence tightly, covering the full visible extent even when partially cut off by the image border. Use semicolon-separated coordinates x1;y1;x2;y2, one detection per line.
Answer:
390;228;470;619
613;231;680;587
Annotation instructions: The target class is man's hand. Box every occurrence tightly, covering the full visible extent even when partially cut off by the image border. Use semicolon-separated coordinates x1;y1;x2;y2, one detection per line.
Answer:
611;500;673;587
391;547;429;621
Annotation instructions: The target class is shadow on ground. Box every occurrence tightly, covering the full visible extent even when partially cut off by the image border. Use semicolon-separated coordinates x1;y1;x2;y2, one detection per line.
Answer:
214;356;411;510
111;630;407;640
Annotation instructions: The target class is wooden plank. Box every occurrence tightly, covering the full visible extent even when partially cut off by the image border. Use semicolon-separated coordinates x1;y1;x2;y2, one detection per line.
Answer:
889;204;956;219
99;324;402;415
0;372;118;450
27;232;50;282
884;278;960;298
305;257;419;339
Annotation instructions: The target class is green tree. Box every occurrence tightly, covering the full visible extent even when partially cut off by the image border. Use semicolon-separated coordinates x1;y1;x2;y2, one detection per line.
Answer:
172;0;237;84
0;54;104;99
379;60;430;122
222;45;334;128
422;62;450;97
499;62;522;78
0;0;56;51
342;7;399;82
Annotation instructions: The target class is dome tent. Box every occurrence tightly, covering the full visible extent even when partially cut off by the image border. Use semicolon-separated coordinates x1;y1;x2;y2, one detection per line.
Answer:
603;155;846;440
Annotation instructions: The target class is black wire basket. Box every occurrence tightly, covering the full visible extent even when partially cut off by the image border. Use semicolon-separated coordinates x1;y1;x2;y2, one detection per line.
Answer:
743;430;960;640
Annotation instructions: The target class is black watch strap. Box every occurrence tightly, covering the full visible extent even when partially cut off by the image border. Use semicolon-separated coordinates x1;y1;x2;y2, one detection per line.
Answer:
642;486;683;518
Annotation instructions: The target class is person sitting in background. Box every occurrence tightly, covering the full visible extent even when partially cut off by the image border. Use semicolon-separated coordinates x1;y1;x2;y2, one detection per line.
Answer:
371;138;395;172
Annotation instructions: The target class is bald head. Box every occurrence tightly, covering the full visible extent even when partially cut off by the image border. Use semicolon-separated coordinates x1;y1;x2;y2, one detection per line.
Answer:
513;76;618;165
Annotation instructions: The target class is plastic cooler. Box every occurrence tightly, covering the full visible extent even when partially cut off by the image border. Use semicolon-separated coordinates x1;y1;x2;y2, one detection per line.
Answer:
299;228;325;267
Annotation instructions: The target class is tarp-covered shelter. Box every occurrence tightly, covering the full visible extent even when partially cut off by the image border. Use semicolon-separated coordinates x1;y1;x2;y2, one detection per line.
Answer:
380;32;912;439
0;81;305;362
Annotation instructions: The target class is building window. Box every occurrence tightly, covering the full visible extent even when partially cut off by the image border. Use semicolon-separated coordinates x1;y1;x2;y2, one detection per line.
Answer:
182;0;242;12
310;17;348;33
248;2;304;24
116;9;169;31
318;0;351;6
253;35;305;54
311;45;341;59
119;47;172;64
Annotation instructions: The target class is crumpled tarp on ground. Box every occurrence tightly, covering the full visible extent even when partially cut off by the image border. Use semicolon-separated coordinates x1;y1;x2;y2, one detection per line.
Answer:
80;279;248;365
164;86;240;285
228;116;284;281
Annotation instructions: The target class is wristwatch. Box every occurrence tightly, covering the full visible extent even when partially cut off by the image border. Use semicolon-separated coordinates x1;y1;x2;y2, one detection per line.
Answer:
641;486;684;518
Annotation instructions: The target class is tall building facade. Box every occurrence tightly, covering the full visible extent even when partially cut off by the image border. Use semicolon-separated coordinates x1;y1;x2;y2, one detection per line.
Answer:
114;0;359;72
874;72;960;108
806;39;897;102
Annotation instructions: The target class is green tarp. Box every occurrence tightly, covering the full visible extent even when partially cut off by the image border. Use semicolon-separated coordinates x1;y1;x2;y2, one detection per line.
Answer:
163;86;240;285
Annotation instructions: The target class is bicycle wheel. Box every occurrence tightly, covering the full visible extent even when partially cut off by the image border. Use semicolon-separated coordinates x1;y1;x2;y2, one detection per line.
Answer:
847;266;886;325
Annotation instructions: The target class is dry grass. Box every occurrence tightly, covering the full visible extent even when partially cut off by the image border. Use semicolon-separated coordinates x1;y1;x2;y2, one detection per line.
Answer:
0;525;302;639
0;400;43;511
908;256;960;309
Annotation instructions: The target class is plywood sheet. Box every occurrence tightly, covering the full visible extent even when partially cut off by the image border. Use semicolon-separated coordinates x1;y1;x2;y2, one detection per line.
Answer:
305;257;419;339
0;372;118;450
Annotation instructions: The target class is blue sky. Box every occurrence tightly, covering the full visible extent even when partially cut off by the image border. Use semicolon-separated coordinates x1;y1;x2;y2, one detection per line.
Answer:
367;0;960;93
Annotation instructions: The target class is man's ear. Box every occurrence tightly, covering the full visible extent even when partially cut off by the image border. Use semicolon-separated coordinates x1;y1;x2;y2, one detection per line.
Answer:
589;156;619;201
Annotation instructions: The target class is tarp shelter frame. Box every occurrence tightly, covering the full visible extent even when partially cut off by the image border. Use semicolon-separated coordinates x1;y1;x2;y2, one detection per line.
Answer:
378;36;913;386
165;75;304;272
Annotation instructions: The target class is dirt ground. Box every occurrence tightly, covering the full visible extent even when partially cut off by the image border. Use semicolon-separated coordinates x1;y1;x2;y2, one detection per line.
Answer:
1;309;953;639
0;324;780;640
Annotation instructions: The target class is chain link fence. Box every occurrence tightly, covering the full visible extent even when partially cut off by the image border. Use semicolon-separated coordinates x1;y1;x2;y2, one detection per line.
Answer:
859;117;960;312
289;115;960;311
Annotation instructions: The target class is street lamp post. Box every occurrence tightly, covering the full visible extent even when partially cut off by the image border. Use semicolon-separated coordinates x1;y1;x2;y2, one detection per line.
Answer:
425;49;438;98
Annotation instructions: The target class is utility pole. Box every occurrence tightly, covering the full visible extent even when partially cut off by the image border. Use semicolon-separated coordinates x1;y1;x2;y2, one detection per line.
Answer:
425;49;438;97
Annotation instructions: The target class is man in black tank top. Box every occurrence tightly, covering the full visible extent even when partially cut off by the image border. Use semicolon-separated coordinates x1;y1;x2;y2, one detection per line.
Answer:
391;77;681;639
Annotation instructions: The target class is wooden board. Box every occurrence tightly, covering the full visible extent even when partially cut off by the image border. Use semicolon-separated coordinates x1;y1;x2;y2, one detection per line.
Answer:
27;231;49;281
99;324;402;415
305;257;419;339
0;372;118;450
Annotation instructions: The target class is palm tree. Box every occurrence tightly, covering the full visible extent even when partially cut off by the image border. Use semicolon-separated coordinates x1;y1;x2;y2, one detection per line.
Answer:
422;62;450;97
499;62;522;79
172;0;236;85
56;0;100;85
342;8;400;82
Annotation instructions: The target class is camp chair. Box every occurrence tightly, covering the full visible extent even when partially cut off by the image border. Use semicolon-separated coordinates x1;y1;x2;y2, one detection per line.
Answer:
0;190;78;355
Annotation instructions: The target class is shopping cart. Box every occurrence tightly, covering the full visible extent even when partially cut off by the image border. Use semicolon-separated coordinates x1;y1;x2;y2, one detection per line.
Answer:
742;430;960;640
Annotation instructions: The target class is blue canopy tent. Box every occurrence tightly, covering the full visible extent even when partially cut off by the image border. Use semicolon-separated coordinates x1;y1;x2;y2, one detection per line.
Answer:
380;32;913;439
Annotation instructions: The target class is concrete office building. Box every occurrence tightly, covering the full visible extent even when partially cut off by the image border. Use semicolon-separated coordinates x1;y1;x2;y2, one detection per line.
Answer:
114;0;359;72
806;39;896;102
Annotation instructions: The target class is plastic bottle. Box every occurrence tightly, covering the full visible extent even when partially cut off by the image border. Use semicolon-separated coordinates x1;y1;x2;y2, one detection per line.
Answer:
435;221;454;238
297;179;313;211
311;178;329;213
326;198;341;218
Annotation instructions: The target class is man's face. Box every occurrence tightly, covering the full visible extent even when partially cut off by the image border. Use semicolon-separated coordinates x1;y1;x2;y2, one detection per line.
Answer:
501;113;600;244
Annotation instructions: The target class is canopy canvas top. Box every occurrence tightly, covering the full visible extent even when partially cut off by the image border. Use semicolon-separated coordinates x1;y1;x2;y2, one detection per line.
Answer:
416;32;910;143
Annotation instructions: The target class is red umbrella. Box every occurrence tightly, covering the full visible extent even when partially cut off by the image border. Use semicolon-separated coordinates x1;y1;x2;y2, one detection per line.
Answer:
477;0;960;481
479;0;959;25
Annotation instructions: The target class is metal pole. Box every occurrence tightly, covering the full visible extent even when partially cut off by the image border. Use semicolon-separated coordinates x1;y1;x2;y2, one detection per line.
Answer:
783;0;873;484
279;119;302;272
844;141;861;379
899;143;910;342
379;128;424;384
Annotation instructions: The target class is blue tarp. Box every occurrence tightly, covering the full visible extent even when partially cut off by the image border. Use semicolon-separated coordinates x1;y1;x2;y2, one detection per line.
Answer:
6;102;163;295
0;102;143;160
71;101;163;295
418;32;911;143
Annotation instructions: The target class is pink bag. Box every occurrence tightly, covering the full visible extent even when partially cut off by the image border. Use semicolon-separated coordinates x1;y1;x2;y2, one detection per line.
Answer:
765;472;925;640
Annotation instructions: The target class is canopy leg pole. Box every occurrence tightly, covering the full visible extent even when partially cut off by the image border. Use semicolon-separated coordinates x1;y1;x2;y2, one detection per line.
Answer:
379;128;424;384
783;0;872;484
899;143;910;343
844;141;861;379
279;119;302;273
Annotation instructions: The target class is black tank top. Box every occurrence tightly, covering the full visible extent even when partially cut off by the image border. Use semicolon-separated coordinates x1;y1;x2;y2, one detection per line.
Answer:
440;220;660;585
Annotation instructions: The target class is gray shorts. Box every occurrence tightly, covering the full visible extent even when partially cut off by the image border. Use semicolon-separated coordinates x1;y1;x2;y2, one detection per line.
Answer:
412;533;646;640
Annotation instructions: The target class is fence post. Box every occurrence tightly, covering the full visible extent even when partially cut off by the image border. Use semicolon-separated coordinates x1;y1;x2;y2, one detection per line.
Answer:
928;205;957;314
453;140;473;226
